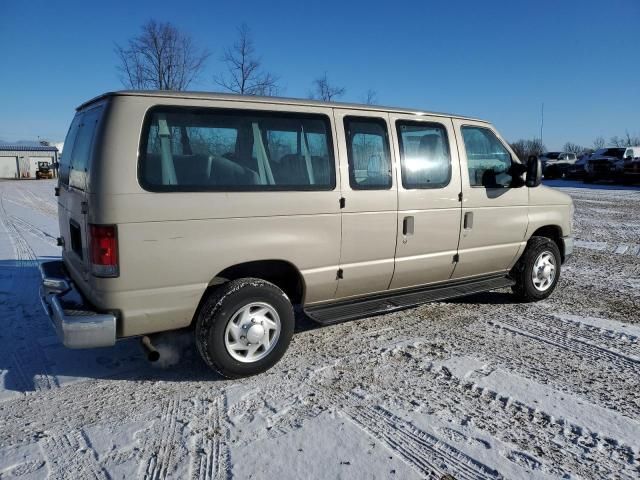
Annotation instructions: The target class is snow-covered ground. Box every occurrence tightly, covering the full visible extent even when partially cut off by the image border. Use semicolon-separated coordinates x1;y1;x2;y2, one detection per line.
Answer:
0;179;638;479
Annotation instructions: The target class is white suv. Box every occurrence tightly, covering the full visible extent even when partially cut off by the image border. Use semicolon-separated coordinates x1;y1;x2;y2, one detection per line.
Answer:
540;152;577;179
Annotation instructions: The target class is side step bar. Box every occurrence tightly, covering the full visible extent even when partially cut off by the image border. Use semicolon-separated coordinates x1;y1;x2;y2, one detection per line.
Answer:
305;275;515;325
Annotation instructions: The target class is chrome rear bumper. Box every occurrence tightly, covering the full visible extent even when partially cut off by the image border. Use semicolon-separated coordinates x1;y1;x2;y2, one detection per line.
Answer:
39;260;116;349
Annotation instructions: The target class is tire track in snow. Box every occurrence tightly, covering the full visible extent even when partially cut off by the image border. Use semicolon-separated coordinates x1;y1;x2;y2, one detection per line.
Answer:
310;342;638;479
139;397;187;479
489;319;640;374
188;395;230;480
0;190;59;393
575;239;640;257
346;402;502;480
23;186;57;218
9;214;57;246
534;314;640;359
41;429;108;479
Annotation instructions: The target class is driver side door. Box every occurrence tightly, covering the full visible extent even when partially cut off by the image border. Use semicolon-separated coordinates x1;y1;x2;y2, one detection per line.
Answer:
451;120;529;279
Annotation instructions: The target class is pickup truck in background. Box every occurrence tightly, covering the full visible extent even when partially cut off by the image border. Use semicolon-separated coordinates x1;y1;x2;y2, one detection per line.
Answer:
622;147;640;184
584;147;627;183
540;152;577;179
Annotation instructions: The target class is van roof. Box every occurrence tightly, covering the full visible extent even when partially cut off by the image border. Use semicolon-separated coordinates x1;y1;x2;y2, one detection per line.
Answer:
77;90;488;123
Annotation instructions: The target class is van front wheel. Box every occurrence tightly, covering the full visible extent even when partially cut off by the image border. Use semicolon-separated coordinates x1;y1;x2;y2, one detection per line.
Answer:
511;236;561;302
195;278;294;378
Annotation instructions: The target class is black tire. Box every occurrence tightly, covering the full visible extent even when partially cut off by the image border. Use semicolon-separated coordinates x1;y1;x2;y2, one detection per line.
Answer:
511;236;561;302
195;278;294;378
583;175;594;184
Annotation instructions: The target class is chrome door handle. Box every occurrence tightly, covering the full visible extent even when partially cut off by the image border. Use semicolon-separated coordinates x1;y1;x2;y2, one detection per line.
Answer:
464;212;473;229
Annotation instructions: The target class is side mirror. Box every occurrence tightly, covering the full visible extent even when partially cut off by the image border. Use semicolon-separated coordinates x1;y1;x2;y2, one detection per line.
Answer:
526;155;542;187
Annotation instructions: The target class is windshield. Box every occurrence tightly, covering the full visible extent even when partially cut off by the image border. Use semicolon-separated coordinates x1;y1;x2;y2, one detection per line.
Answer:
544;152;561;159
601;148;625;159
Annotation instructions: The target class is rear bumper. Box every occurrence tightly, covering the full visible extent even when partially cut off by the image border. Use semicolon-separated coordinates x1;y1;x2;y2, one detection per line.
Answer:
562;236;574;261
39;260;117;348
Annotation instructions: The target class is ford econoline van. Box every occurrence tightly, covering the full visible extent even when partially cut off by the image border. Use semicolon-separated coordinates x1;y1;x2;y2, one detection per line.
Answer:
40;91;574;378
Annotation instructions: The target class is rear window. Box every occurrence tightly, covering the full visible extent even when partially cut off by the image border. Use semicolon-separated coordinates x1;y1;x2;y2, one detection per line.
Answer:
602;148;625;159
544;152;561;159
139;107;336;191
59;115;81;185
60;105;104;189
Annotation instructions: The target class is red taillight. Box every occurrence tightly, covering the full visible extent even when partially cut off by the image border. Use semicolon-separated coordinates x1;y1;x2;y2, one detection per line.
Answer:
89;224;119;277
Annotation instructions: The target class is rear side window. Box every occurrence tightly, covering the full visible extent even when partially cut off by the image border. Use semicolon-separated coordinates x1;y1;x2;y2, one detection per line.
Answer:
69;107;103;190
59;114;82;186
397;121;451;189
344;117;392;190
140;107;336;191
461;126;514;188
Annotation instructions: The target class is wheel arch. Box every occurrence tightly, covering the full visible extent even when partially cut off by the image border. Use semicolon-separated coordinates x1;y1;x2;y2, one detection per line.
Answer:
190;260;305;326
529;225;564;261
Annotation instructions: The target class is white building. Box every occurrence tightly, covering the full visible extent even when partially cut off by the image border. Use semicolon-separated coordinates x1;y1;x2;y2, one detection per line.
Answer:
0;145;59;179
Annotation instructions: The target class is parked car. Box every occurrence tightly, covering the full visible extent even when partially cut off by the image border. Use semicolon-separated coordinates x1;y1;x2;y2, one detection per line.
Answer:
584;147;627;182
566;153;591;179
622;147;640;184
540;152;577;179
39;91;574;378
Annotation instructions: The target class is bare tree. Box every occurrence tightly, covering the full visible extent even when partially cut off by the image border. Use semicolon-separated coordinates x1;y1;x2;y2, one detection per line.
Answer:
115;20;209;90
609;135;625;147
592;136;606;150
309;72;345;101
563;142;583;154
363;89;378;105
621;130;640;147
215;24;280;96
510;138;546;160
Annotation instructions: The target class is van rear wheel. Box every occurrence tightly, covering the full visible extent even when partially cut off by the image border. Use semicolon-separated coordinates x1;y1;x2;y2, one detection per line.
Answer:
511;236;561;302
195;278;294;378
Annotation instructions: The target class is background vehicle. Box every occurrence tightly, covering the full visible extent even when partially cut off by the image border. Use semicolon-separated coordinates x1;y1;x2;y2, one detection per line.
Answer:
39;91;574;378
35;161;53;179
566;153;591;179
622;146;640;184
584;147;626;182
540;152;577;179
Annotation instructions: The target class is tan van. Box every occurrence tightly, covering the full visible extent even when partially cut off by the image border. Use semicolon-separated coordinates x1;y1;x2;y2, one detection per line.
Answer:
40;91;574;378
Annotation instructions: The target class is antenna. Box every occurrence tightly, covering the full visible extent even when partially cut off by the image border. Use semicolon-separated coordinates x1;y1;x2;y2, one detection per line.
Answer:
540;102;544;146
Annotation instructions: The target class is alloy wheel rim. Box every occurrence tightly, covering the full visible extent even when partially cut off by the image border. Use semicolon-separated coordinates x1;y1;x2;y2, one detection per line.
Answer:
224;302;281;363
532;251;556;292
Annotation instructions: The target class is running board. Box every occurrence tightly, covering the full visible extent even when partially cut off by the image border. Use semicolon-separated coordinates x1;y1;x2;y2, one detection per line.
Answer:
305;275;515;325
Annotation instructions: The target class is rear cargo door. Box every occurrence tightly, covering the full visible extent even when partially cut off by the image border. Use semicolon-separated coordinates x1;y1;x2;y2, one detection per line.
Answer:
58;104;105;280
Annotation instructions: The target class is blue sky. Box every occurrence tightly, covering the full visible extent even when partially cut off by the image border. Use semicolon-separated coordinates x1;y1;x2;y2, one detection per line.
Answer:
1;0;638;150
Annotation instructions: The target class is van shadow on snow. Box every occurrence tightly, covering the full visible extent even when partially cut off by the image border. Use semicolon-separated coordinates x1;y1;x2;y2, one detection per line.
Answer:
0;257;523;396
0;259;223;398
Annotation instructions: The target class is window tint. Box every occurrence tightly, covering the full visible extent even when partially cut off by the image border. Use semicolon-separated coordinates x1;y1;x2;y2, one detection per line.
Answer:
59;114;82;185
397;121;451;189
140;108;335;191
461;126;514;187
602;148;625;159
344;117;391;189
69;106;103;190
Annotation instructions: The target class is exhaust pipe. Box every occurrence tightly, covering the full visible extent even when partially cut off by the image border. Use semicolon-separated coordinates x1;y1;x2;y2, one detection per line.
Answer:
141;335;160;362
